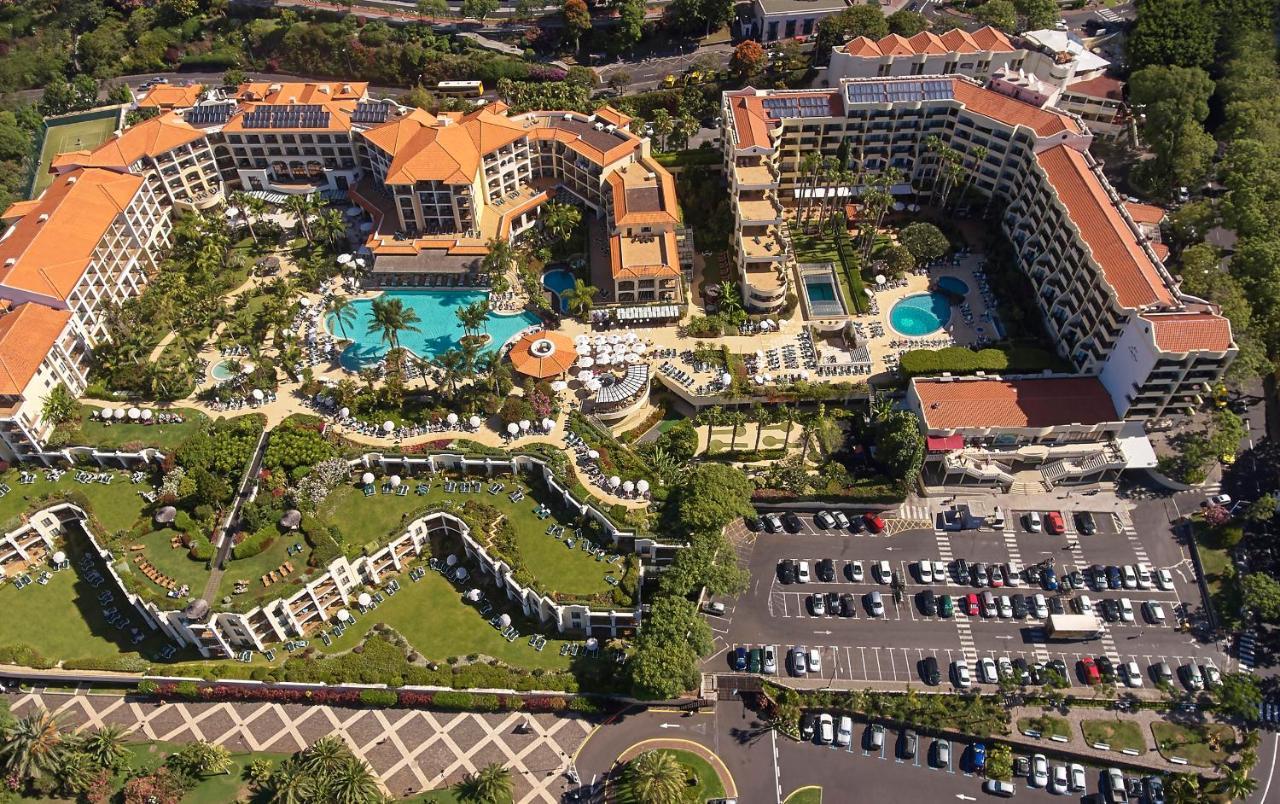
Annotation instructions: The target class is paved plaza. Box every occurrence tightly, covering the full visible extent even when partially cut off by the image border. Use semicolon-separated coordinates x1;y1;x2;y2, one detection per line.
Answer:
7;689;593;802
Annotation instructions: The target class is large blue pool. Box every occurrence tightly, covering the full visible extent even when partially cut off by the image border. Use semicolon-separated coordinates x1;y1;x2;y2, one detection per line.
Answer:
889;292;952;336
936;276;970;297
542;268;575;314
328;290;540;370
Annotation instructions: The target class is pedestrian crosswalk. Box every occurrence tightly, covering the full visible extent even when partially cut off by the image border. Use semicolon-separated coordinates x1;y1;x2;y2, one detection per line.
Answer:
954;617;977;663
1238;629;1257;672
1096;7;1120;21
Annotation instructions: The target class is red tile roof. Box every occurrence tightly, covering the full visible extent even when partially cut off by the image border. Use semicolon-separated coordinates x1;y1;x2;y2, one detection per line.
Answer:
1140;312;1234;353
1123;201;1165;225
0;303;71;396
726;89;841;150
914;377;1119;429
840;26;1016;57
1066;75;1124;101
951;80;1081;136
1035;144;1175;308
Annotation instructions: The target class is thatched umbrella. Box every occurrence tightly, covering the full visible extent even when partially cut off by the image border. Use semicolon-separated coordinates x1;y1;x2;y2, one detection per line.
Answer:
280;509;302;530
154;506;178;525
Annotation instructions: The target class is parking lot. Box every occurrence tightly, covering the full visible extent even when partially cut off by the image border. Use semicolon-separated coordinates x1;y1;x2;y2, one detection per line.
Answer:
708;502;1233;691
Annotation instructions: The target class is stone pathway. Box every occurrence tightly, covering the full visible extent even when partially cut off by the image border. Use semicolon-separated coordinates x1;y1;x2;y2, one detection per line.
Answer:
9;690;593;802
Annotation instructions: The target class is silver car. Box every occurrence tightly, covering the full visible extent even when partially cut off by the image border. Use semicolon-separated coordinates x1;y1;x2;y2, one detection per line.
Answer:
933;739;951;767
1030;753;1048;787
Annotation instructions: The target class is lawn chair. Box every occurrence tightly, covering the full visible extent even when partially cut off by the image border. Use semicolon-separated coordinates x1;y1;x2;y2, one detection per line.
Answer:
396;484;408;497
320;631;332;647
363;484;375;497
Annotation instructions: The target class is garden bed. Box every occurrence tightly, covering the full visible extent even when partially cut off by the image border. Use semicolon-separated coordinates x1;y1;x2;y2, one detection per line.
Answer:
1017;714;1069;740
1150;721;1234;766
1081;719;1146;753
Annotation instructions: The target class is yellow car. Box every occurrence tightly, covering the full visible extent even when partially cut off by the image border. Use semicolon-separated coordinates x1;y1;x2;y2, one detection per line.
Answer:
662;74;676;88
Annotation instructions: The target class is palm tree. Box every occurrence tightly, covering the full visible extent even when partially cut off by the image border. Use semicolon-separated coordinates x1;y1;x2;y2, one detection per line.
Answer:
562;278;598;322
541;201;581;245
285;194;316;242
329;755;382;804
0;708;66;783
454;762;512;804
482;237;514;284
229;192;260;244
1218;766;1257;800
80;724;130;771
302;735;352;778
246;758;275;787
728;409;746;452
619;750;685;804
367;297;421;351
700;405;723;453
797;151;822;229
314;208;348;247
434;348;468;396
1165;772;1200;804
456;299;490;338
268;757;318;804
753;403;771;451
327;296;357;340
780;404;795;447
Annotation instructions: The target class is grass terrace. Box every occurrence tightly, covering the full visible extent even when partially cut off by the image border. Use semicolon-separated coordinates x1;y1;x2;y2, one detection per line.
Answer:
1081;719;1147;754
126;528;211;593
1150;721;1234;767
215;529;312;610
1018;715;1070;740
75;406;208;451
615;749;725;803
124;741;294;804
784;788;823;804
0;468;149;535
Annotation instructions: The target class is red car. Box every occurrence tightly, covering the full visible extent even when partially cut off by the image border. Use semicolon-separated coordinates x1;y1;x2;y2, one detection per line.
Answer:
1044;511;1065;535
965;593;980;617
1080;656;1101;685
863;512;885;533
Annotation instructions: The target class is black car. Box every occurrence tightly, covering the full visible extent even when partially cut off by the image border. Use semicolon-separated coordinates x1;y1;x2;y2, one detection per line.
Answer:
1091;564;1108;589
1107;565;1123;589
1144;775;1166;804
1026;565;1043;585
778;560;797;584
1047;658;1069;684
917;589;937;616
826;591;841;614
972;562;989;587
1049;596;1065;615
1011;657;1030;685
839;593;856;617
953;559;969;584
1011;594;1028;618
1096;655;1116;681
1028;663;1043;685
783;512;803;533
1075;511;1097;535
900;729;918;760
800;713;816;740
745;515;764;532
1067;570;1084;589
818;559;835;582
1101;598;1120;622
921;655;941;686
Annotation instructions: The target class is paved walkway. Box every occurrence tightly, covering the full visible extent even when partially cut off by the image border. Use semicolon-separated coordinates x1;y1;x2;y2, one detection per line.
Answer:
8;689;593;802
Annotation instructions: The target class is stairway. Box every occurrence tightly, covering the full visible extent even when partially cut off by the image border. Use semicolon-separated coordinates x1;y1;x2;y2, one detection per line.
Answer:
1009;470;1049;495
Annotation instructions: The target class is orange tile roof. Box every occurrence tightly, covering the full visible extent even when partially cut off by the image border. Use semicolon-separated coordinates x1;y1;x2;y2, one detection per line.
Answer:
1123;201;1165;225
594;106;633;129
1066;75;1124;100
1035;144;1174;308
951;80;1081;136
607;161;679;227
609;231;680;281
0;168;144;301
1150;242;1169;261
508;330;576;378
726;89;841;150
0;303;71;395
363;106;529;185
51;112;205;171
137;84;204;109
841;26;1016;56
236;82;367;104
914;376;1118;429
1140;312;1234;353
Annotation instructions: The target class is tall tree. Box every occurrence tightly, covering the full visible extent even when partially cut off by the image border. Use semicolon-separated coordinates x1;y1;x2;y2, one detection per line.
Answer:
454;762;512;804
619;750;686;803
326;296;357;339
562;0;591;52
730;40;767;79
813;5;889;64
0;709;66;784
1126;0;1218;71
562;277;599;321
367;297;422;351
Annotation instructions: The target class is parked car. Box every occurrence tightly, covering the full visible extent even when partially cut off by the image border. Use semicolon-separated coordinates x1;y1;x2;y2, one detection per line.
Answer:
817;713;834;744
808;647;822;675
748;647;762;674
1050;764;1069;795
763;513;783;532
815;510;836;529
900;729;918;760
839;593;856;617
1025;511;1043;532
1011;594;1028;618
815;558;834;582
1069;763;1086;792
973;562;989;587
1075;511;1097;535
965;593;980;616
1105;768;1128;803
982;780;1015;798
1033;593;1048;619
939;594;955;618
1136;563;1153;589
832;510;850;529
1118;598;1135;623
763;645;777;675
796;561;811;583
1182;662;1205;690
1154;661;1173;685
1122;565;1138;589
953;660;972;688
921;655;941;685
791;647;808;676
800;713;816;740
1041;566;1058;591
1144;775;1165;804
997;595;1013;618
782;512;802;532
1203;660;1222;688
1030;754;1048;787
875;560;892;583
979;657;999;684
1079;656;1101;684
1122;661;1142;687
1045;511;1065;534
990;565;1006;588
1156;568;1174;591
933;739;950;768
1144;601;1166;624
863;512;885;533
917;560;933;583
809;593;826;616
1107;565;1122;589
745;515;765;532
732;646;747;671
867;590;885;617
918;589;937;616
867;724;885;750
848;561;864;583
836;716;853;747
778;560;797;584
1096;655;1116;682
970;742;986;771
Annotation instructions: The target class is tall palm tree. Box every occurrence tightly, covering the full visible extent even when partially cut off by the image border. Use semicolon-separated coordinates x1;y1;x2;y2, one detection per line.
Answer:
779;404;795;447
541;201;581;245
1218;766;1258;800
454;762;512;804
752;403;769;452
619;750;685;804
229;192;260;244
268;757;318;804
0;708;66;783
482;237;514;284
700;405;723;453
314;208;348;247
456;299;490;338
285;194;315;242
1165;772;1200;804
302;735;352;778
367;297;421;351
329;755;382;804
434;348;468;396
327;296;357;339
562;278;598;322
80;724;130;771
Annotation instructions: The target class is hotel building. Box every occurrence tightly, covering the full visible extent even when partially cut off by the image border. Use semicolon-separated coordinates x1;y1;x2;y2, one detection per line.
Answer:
721;75;1234;419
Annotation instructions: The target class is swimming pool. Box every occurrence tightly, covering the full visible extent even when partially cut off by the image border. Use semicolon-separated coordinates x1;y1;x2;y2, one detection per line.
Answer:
210;360;238;381
329;290;541;370
936;276;970;297
889;292;952;336
805;279;837;302
542;268;575;314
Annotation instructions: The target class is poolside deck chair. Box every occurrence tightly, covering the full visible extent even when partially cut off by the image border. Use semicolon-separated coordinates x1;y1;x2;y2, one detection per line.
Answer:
363;484;375;497
396;484;408;496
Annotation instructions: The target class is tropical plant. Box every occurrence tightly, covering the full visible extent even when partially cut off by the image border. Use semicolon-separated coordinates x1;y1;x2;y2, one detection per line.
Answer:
314;208;348;247
618;750;686;803
0;708;66;784
80;724;130;771
367;297;422;351
541;201;582;245
268;757;318;804
328;755;383;804
284;194;316;242
454;762;513;803
41;382;79;425
456;298;490;338
562;278;599;321
327;296;357;339
1218;766;1258;800
434;348;468;396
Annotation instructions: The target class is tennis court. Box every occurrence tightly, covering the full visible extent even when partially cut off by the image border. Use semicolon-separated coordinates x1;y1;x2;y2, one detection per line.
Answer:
30;107;121;195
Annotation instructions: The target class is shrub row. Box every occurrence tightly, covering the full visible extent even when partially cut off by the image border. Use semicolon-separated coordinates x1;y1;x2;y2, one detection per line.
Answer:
232;525;276;559
898;345;1064;378
63;656;151;672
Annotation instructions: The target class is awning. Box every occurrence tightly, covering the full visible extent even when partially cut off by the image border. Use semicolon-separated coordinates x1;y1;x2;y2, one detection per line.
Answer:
926;435;964;453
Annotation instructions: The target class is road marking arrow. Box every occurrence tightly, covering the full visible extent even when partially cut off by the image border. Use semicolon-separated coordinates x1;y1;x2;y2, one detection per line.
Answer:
658;723;680;729
813;630;833;635
995;635;1013;640
956;795;976;801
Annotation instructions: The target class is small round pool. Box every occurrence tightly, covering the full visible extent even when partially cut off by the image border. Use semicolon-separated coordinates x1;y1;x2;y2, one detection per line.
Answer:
542;268;575;314
936;276;970;296
210;360;238;381
890;293;952;336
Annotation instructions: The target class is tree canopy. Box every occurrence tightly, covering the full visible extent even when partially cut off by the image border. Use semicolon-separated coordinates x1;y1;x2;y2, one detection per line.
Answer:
1126;0;1218;71
671;463;756;535
814;6;890;64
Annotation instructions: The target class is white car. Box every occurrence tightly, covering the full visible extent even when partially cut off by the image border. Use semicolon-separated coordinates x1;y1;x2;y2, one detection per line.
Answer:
850;561;865;583
1204;660;1222;688
933;560;947;581
1210;493;1232;507
1033;593;1048;619
868;590;885;617
808;647;822;674
797;561;811;583
816;511;836;529
1069;763;1086;792
979;657;999;684
1025;511;1043;532
763;645;777;675
1075;595;1094;614
917;560;933;583
1030;754;1049;787
953;660;972;688
1143;601;1166;624
836;715;853;747
817;713;834;743
1122;565;1138;589
1050;764;1069;794
998;656;1013;680
1106;769;1126;800
875;560;892;584
1136;563;1153;589
1119;597;1135;623
1156;568;1174;591
833;510;850;529
997;595;1012;618
1122;661;1143;687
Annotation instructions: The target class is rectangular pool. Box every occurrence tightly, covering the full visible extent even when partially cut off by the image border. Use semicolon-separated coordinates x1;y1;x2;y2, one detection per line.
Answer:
804;277;844;316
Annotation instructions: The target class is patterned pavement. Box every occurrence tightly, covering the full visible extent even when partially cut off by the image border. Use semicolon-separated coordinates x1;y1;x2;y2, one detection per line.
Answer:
8;690;593;801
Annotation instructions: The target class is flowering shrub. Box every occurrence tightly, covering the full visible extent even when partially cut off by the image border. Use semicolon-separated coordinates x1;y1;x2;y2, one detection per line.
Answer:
158;466;186;498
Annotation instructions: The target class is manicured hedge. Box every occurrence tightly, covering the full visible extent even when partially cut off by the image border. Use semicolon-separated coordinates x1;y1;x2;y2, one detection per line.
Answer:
63;656;151;672
358;688;398;707
898;345;1065;378
232;525;276;559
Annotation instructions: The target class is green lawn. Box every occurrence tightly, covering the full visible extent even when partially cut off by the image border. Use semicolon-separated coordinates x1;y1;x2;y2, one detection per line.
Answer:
76;406;208;451
0;468;149;535
1193;520;1242;628
784;787;823;804
1151;721;1234;767
128;528;211;594
1018;715;1069;740
32;109;121;195
0;532;175;664
1081;719;1146;754
216;529;312;611
613;749;725;803
125;741;293;803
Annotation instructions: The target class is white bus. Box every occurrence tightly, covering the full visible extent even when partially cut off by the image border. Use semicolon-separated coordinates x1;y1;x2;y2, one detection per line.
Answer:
436;80;484;98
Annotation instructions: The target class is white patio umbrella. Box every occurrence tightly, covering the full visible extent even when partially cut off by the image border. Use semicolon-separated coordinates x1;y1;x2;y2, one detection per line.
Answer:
225;206;240;218
337;608;352;622
52;551;66;564
578;370;594;382
755;376;765;385
141;410;153;421
593;336;608;348
577;356;594;369
299;297;311;307
357;592;372;607
361;472;375;485
469;415;481;429
576;343;593;356
608;334;621;345
574;334;590;344
624;332;637;342
875;274;887;285
446;554;458;567
588;450;600;460
541;417;555;431
355;258;366;268
446;412;458;426
507;422;520;435
636;479;650;494
383;420;395;432
519;419;530;432
622;480;635;494
595;353;612;366
608;475;621;489
241;360;255;373
498;613;512;628
339;407;350;418
585;379;601;391
550;381;568;393
390;475;401;487
114;408;126;420
466;588;482;602
127;407;141;420
633;342;647;354
252;389;264;401
337;253;353;264
586;637;599;650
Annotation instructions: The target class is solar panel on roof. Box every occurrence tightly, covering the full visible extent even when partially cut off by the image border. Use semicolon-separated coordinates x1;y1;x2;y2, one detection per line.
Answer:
241;104;332;129
185;103;233;125
351;102;390;124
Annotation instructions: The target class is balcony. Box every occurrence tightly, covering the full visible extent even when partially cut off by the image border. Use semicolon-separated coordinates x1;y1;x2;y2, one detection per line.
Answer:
740;227;787;263
733;163;778;190
737;195;783;226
